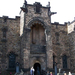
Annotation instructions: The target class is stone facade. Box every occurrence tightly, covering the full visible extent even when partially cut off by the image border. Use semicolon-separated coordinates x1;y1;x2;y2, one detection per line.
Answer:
0;0;75;75
0;16;20;72
67;21;75;72
20;2;52;74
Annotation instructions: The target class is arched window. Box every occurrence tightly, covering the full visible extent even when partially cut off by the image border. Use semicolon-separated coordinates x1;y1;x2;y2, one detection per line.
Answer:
62;55;67;68
9;53;16;69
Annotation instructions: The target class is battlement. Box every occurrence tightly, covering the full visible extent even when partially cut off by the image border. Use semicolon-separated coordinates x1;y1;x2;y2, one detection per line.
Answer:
0;16;20;20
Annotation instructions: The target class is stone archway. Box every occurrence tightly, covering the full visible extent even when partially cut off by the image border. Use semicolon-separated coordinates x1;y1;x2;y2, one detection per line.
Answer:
34;63;41;75
27;17;47;29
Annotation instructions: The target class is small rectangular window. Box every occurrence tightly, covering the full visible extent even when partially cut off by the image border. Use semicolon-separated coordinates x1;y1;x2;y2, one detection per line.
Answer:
62;55;67;68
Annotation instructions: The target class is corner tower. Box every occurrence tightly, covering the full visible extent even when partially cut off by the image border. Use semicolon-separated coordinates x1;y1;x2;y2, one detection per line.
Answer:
20;0;53;74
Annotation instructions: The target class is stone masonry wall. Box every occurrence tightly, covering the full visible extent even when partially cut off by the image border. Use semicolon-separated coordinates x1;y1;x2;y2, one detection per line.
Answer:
68;21;75;72
0;16;20;71
0;1;75;73
51;23;71;70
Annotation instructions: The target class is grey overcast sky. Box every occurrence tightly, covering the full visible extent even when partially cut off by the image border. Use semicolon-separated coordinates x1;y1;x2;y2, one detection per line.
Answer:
0;0;75;24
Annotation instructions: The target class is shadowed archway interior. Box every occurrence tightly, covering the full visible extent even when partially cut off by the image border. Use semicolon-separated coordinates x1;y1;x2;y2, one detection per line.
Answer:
34;63;41;75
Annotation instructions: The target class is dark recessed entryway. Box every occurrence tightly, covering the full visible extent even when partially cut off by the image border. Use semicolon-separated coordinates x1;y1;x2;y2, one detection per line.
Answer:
34;63;41;75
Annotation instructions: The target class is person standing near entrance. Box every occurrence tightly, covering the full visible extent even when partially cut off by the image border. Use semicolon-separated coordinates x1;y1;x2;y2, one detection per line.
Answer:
50;72;52;75
30;67;35;75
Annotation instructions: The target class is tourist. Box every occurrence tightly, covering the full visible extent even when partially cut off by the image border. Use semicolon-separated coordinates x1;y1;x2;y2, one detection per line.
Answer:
30;67;35;75
47;71;50;75
69;72;72;75
64;73;66;75
50;72;52;75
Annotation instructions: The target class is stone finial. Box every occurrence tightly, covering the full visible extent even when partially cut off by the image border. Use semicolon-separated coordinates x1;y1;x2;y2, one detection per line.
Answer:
23;0;27;8
24;0;27;5
46;2;50;7
48;2;50;6
24;0;25;2
68;21;70;25
64;22;67;25
24;0;26;3
21;0;28;13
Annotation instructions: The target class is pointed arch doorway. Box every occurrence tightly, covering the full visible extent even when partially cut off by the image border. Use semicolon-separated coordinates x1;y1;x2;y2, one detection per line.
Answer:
34;63;41;75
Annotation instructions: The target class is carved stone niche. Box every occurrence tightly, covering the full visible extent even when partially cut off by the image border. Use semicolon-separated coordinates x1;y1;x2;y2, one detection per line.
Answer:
34;2;42;14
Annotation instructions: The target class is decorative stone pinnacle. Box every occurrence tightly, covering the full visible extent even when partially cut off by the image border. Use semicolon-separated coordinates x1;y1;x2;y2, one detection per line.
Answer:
24;0;27;4
21;0;28;13
48;2;50;7
24;0;27;7
24;0;26;3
